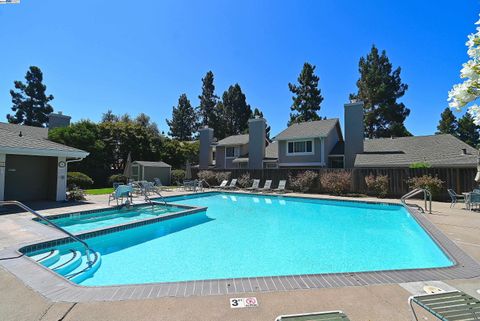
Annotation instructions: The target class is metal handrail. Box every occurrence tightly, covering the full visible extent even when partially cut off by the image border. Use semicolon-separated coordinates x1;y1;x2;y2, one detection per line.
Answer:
401;188;432;213
0;200;93;263
144;190;167;206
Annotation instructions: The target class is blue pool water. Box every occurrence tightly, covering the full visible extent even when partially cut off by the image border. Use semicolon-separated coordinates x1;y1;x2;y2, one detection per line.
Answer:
38;204;184;233
34;193;453;285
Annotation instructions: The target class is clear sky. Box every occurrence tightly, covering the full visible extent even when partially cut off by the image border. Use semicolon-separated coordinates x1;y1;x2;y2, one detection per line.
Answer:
0;0;478;137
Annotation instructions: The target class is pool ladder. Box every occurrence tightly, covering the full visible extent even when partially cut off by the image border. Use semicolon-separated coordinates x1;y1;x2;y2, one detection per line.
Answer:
0;200;94;263
401;188;432;214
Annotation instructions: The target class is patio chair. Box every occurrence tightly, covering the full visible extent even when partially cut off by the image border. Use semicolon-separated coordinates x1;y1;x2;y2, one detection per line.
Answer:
258;179;272;192
447;189;465;208
196;180;204;192
272;180;287;193
275;310;350;321
409;290;480;321
224;178;238;190
468;192;480;211
246;179;260;191
153;178;169;191
214;180;228;189
108;185;133;205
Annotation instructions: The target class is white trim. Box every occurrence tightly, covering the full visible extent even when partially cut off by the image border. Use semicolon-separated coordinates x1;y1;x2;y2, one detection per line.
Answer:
286;139;314;156
320;137;325;164
0;146;89;158
278;162;325;167
56;157;67;201
0;154;5;201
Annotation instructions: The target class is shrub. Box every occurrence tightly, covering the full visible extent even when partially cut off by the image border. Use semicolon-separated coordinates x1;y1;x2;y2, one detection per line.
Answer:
365;174;389;198
67;172;94;189
237;173;253;188
197;170;217;186
66;187;86;201
171;169;186;185
320;171;352;195
108;174;127;185
289;171;318;193
215;172;231;185
409;162;431;169
407;175;444;197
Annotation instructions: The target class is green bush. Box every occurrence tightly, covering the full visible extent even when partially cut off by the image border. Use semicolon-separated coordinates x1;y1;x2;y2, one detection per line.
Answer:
214;172;231;185
108;174;127;185
67;172;94;189
407;175;444;197
171;169;186;185
319;171;352;195
289;171;318;193
409;162;431;169
66;187;86;201
237;173;253;188
197;170;217;186
365;174;389;198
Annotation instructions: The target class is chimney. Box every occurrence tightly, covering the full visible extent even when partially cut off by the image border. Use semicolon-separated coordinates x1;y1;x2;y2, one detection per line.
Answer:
48;112;71;129
248;117;266;169
344;101;364;168
199;126;214;169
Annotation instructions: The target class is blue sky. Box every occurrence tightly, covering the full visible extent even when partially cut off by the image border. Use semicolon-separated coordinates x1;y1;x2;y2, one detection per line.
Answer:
0;0;478;137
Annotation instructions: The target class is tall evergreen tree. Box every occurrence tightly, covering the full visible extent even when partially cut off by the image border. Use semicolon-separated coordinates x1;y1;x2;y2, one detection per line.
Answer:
288;62;323;126
198;71;218;128
101;110;119;123
166;94;198;141
221;84;252;137
252;107;271;140
457;113;480;147
7;66;54;127
213;101;227;140
350;45;411;138
436;107;458;136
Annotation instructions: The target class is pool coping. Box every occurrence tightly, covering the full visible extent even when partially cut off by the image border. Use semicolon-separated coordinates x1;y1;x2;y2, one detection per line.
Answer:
1;191;480;302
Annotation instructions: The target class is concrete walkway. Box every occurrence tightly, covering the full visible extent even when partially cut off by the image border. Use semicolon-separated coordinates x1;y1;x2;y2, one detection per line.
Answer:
1;190;480;321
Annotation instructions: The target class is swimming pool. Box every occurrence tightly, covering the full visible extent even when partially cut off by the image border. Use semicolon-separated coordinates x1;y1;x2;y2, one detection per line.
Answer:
26;192;453;286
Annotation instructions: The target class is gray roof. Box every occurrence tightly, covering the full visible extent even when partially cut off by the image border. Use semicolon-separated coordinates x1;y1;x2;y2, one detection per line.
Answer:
355;134;478;168
265;141;278;159
216;134;249;146
274;119;340;140
132;161;171;168
0;123;88;158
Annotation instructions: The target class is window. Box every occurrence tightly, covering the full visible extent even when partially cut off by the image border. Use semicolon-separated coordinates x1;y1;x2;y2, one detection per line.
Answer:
225;147;240;158
287;140;313;155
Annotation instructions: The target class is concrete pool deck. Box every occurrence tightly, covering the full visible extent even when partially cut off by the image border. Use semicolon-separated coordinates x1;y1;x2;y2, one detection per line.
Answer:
1;190;480;320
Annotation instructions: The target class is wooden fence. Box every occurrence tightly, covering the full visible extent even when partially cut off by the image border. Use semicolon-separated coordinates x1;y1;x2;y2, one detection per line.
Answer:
191;167;478;201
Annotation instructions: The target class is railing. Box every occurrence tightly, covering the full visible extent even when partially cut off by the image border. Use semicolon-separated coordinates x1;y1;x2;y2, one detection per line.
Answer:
0;200;93;263
144;190;167;206
400;188;432;214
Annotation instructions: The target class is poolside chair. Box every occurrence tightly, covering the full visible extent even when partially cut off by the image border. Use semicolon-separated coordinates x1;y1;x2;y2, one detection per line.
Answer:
153;178;169;191
447;189;465;208
108;185;133;205
258;179;272;193
272;180;287;193
246;179;260;191
224;178;238;190
275;310;350;321
214;180;228;189
409;290;480;321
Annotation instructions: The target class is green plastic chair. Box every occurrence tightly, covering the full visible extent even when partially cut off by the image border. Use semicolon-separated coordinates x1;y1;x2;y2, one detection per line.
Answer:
409;290;480;321
275;310;350;321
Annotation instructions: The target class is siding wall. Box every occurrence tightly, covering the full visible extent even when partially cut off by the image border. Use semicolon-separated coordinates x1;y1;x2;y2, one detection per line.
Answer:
277;138;323;165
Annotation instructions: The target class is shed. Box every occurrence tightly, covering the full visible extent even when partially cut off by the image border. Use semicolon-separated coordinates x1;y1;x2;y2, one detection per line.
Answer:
131;161;171;185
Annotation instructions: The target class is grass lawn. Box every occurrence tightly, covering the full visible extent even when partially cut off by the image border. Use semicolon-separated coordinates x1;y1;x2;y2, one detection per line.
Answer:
85;188;114;195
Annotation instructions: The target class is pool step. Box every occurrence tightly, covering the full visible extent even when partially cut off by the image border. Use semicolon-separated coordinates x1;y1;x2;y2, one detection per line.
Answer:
31;249;60;267
50;250;82;275
65;251;102;284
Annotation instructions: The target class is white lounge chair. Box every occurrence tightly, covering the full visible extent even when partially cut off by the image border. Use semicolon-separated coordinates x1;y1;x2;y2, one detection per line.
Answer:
259;180;272;192
246;179;260;191
273;180;287;193
108;185;133;205
224;178;238;190
215;180;228;189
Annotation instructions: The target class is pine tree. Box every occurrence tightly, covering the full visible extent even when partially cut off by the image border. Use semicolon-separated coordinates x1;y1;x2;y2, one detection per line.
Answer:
221;84;252;136
288;62;323;125
166;94;198;141
198;71;218;128
457;113;480;147
7;66;54;127
436;107;458;135
252;107;271;140
101;110;119;123
350;45;411;138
